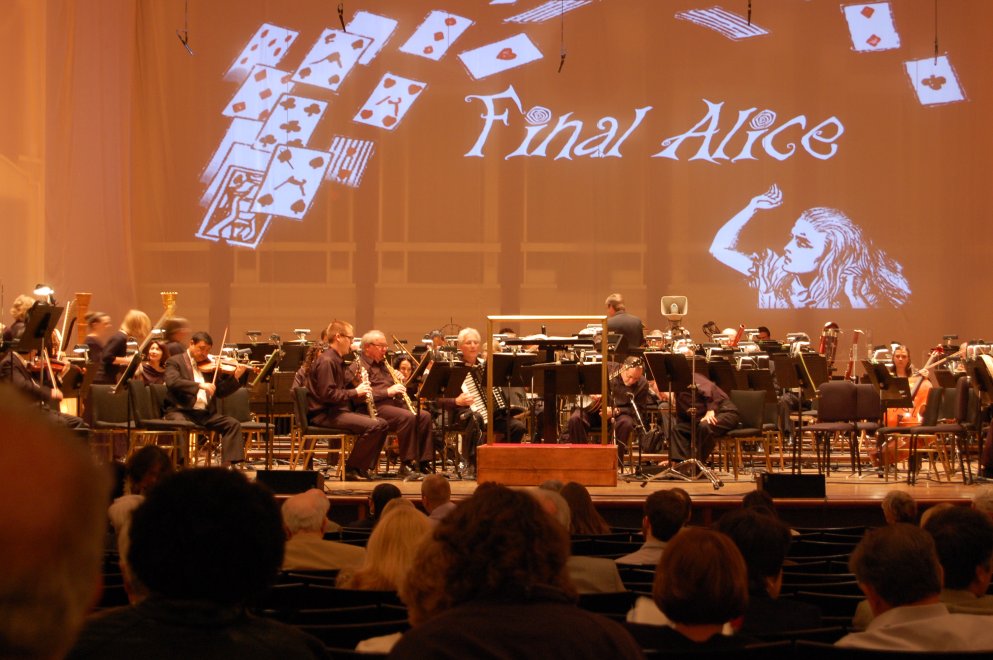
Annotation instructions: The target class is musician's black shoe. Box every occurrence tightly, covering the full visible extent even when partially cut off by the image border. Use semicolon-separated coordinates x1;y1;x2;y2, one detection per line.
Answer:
345;468;371;482
418;461;432;474
398;461;413;477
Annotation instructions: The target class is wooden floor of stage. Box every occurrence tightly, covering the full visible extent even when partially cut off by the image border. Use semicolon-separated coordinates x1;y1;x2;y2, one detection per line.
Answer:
288;463;985;529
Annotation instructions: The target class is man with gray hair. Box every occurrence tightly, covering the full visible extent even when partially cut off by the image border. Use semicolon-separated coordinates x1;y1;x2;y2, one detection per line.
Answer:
346;329;434;475
881;490;917;524
837;523;993;651
282;488;365;571
530;487;625;594
0;388;111;659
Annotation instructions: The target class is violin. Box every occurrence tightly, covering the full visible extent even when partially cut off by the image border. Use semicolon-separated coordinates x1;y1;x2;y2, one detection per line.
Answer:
197;355;257;375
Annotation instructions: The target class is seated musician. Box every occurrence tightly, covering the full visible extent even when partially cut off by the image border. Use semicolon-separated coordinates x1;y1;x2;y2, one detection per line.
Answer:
2;294;36;344
346;330;434;476
136;339;168;386
667;372;739;464
566;356;661;464
305;320;388;481
393;354;414;382
292;329;328;390
163;331;249;468
437;327;525;479
0;346;87;429
887;345;931;425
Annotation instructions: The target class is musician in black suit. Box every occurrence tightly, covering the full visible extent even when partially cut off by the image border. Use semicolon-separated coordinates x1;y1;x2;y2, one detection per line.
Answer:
0;348;87;428
345;330;435;475
565;357;661;463
437;327;525;478
605;293;644;358
668;373;739;463
163;331;247;466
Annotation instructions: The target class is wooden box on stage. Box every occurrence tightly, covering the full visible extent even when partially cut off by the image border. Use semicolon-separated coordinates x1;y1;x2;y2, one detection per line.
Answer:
477;443;617;487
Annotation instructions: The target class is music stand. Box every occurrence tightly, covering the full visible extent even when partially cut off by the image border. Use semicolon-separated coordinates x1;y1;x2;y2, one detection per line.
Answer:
862;361;912;407
9;303;64;393
417;362;468;478
644;353;723;489
772;353;827;474
278;344;308;373
249;348;283;470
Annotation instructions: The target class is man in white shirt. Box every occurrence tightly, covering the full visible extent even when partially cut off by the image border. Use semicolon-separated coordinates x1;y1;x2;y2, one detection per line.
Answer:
837;524;993;652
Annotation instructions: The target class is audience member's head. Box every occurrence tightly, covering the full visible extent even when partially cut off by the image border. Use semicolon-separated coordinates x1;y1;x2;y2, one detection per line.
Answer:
0;389;111;658
282;488;331;536
742;489;779;518
972;486;993;521
919;502;955;529
342;505;431;592
381;497;414;516
530;487;571;531
128;468;284;606
369;483;403;521
714;508;792;597
654;528;748;628
401;483;573;625
644;489;691;542
421;474;451;514
882;490;917;524
560;481;612;535
922;506;993;595
125;445;173;496
539;479;564;492
849;523;942;616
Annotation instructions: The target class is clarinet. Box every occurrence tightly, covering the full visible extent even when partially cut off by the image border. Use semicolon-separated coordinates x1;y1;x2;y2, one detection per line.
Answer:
385;360;417;414
359;364;377;418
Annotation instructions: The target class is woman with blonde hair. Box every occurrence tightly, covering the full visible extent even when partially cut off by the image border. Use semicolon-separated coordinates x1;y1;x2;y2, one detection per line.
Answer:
99;309;151;384
337;502;431;592
3;293;36;342
711;184;909;309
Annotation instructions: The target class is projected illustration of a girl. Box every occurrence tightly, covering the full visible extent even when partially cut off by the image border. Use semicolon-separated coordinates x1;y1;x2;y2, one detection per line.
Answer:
709;184;910;309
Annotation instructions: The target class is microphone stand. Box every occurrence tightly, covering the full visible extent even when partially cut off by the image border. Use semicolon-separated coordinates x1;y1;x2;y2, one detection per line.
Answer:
644;353;723;490
621;388;650;482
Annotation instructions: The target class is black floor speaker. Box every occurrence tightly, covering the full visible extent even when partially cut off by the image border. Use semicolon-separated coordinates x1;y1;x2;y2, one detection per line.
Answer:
756;472;826;498
254;470;324;494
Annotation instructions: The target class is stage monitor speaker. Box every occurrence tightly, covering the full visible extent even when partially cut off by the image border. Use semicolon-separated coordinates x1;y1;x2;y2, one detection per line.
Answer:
255;470;324;494
756;472;826;499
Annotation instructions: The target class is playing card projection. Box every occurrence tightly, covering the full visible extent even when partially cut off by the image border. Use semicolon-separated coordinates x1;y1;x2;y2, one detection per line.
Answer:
292;28;372;93
842;2;900;52
251;146;332;220
904;55;966;106
400;10;474;61
254;94;328;151
346;11;399;65
225;23;298;82
197;142;273;248
353;74;427;130
201;118;263;184
675;7;769;40
505;0;593;24
458;34;543;80
326;136;376;188
224;65;295;121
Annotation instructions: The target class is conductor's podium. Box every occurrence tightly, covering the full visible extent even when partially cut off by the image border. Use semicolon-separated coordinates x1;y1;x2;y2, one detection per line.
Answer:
477;443;617;486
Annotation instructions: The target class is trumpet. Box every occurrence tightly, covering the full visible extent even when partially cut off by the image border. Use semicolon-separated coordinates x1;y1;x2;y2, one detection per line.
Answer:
358;363;377;418
385;360;417;414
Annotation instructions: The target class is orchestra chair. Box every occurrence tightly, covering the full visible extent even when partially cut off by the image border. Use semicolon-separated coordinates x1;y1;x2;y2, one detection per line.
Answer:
291;387;354;479
853;384;881;476
126;380;188;468
873;386;944;483
217;386;272;461
719;389;770;480
761;401;786;470
804;381;858;475
907;378;977;485
148;383;218;466
88;384;132;462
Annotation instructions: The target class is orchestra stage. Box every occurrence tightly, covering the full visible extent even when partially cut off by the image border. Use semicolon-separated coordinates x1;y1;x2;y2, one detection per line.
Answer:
313;469;983;530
